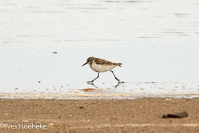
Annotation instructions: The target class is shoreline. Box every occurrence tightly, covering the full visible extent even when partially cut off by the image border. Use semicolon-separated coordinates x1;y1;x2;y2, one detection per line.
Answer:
0;98;199;132
0;92;199;99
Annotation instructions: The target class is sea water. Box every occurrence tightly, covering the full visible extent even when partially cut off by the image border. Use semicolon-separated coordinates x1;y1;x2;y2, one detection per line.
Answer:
0;0;199;99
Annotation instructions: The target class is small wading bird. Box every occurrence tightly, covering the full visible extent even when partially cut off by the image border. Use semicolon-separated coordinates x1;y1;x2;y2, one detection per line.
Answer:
82;57;122;83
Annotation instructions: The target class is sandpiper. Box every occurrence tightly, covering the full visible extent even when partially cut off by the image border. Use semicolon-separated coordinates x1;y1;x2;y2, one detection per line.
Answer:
82;57;122;83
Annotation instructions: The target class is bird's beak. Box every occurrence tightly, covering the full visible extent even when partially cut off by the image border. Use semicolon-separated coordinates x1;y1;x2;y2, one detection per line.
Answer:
82;62;87;66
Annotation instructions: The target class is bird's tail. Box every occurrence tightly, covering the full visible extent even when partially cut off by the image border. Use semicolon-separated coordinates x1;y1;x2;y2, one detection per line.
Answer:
118;63;122;67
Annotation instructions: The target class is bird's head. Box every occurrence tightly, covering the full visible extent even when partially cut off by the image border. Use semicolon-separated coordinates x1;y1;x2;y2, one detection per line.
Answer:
82;57;95;66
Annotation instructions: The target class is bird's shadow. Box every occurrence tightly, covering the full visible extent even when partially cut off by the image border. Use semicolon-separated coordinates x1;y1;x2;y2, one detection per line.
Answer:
87;81;125;89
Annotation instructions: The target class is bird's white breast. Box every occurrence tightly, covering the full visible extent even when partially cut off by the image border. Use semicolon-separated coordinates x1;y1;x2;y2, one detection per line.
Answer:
90;62;117;72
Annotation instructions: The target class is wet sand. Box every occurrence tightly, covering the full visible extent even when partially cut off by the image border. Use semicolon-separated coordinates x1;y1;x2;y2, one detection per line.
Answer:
0;98;199;133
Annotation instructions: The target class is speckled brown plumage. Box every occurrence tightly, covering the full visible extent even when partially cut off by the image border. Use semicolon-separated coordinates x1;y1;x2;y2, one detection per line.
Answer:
86;57;122;67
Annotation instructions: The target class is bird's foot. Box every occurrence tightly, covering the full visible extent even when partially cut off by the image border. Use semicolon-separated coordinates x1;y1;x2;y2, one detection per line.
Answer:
118;81;125;83
87;81;98;88
87;81;93;84
115;81;125;88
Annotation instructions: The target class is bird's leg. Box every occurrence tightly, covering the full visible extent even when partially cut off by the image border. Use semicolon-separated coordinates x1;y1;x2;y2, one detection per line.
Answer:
110;70;120;82
87;73;99;84
91;72;99;82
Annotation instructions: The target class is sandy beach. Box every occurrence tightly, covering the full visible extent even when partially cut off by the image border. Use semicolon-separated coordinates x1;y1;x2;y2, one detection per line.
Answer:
0;98;199;133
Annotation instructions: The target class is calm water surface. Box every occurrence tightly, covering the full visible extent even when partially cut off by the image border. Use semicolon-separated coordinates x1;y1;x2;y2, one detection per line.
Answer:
0;0;199;98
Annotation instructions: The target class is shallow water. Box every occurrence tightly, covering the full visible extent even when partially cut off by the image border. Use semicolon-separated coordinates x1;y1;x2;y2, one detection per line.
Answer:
0;0;199;99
